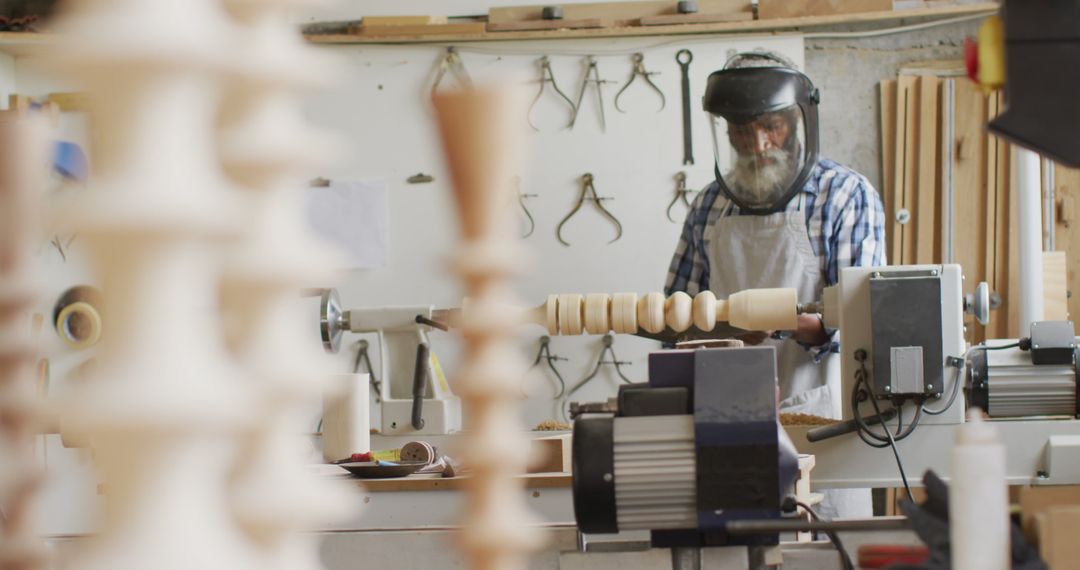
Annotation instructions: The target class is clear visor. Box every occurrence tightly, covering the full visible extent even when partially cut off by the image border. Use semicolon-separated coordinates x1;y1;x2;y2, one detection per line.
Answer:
710;105;808;209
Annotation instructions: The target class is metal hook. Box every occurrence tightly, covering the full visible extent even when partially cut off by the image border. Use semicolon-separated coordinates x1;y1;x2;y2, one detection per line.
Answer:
614;53;666;113
569;56;612;132
555;173;623;247
431;47;473;98
352;339;382;403
528;56;577;131
666;172;698;223
527;335;568;399
515;176;538;238
561;333;634;421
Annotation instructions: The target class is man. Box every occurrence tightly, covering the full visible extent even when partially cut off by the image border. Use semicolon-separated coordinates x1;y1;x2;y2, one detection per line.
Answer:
665;51;885;518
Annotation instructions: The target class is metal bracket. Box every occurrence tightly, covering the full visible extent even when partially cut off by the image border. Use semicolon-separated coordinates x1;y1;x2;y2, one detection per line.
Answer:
665;171;697;223
527;335;568;398
569;56;612;131
556;173;623;246
352;339;382;403
528;55;577;131
614;53;665;113
563;333;635;420
431;47;472;97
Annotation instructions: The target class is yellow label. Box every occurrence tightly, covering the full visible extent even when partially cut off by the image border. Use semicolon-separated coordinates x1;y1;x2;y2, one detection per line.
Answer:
430;352;451;395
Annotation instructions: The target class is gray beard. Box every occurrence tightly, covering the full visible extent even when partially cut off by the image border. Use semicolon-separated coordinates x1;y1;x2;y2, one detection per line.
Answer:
724;148;797;206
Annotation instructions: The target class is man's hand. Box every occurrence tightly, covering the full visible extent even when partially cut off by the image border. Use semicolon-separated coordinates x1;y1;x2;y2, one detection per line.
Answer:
792;313;828;346
736;330;772;345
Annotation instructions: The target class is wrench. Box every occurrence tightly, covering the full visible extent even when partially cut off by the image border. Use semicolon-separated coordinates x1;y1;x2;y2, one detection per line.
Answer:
676;49;694;166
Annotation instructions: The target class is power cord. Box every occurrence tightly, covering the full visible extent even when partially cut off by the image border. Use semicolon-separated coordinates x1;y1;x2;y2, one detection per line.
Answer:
852;350;913;497
795;500;855;570
923;341;1024;416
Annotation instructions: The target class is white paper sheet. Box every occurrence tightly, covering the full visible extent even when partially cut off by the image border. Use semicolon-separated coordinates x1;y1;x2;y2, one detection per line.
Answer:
307;179;388;269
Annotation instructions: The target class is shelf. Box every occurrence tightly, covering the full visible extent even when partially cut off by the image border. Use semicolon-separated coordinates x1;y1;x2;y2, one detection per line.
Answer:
0;31;59;57
355;472;572;493
304;3;997;45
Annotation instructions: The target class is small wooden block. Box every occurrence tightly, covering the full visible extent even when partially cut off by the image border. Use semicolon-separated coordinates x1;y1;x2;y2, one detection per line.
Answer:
757;0;891;19
638;11;752;25
362;15;450;26
487;18;608;32
353;22;487;36
527;434;572;473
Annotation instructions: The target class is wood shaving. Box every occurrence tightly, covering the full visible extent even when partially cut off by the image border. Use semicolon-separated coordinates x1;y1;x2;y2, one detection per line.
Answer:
533;420;572;431
780;412;836;426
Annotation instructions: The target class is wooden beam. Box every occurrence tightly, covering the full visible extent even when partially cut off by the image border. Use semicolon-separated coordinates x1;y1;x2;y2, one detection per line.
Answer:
915;75;941;264
894;75;918;265
1054;163;1080;327
879;79;897;260
952;79;989;343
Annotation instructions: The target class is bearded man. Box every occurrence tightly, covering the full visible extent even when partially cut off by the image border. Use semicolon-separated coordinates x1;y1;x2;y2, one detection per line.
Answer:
665;51;886;518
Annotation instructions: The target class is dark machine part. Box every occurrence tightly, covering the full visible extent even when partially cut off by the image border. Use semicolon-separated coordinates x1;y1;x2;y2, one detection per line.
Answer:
968;321;1079;418
987;2;1080;167
571;346;798;548
868;271;944;398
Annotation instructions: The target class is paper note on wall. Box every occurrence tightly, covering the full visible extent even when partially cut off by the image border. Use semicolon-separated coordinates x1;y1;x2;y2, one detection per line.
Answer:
307;179;388;269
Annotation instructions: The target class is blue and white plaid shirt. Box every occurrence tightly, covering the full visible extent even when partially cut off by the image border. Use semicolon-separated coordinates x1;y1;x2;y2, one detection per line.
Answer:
664;157;887;358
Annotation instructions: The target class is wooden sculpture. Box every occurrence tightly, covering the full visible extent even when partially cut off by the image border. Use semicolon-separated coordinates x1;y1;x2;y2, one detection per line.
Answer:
0;113;50;570
432;85;542;570
523;287;801;336
217;0;350;568
47;0;345;568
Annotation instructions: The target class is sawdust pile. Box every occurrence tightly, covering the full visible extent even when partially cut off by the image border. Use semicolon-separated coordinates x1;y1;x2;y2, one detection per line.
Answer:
779;412;836;426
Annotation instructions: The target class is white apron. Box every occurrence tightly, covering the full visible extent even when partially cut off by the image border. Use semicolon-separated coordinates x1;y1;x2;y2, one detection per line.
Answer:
706;196;871;519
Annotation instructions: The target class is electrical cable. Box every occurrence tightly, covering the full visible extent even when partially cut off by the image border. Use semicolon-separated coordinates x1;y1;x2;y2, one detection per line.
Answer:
850;352;913;496
796;500;855;570
923;341;1024;416
864;378;913;498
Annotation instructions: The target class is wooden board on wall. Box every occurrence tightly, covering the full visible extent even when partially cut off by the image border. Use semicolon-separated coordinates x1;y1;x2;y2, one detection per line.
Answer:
893;75;918;265
488;0;750;25
1043;251;1069;321
758;0;891;19
880;79;897;258
951;79;989;343
1054;164;1080;328
915;75;941;264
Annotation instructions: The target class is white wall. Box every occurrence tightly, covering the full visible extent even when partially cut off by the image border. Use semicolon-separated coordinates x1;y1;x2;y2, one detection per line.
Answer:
304;34;804;428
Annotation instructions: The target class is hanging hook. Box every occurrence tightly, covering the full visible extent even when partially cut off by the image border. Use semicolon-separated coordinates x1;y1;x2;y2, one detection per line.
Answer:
526;335;569;399
666;172;698;223
515;176;538;238
352;339;382;404
555;173;623;246
561;333;634;421
614;53;666;113
431;47;473;98
569;56;612;132
528;56;577;131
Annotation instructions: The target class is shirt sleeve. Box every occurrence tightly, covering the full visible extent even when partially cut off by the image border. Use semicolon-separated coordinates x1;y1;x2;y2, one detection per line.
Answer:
664;193;710;297
801;174;887;362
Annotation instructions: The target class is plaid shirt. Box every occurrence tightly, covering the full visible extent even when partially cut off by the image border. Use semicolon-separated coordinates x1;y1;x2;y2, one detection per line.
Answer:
664;157;887;358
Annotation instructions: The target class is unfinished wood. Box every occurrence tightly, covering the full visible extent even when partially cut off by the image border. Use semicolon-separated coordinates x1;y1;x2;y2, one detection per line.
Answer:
1054;164;1080;326
487;18;607;32
357;472;573;492
1036;507;1080;570
527;434;572;473
489;0;749;26
914;75;941;264
898;58;966;77
893;75;918;265
1020;486;1080;537
306;3;998;44
362;15;450;26
638;12;753;25
991;92;1015;339
758;0;890;20
952;80;989;343
880;80;897;258
353;22;487;36
1042;251;1069;322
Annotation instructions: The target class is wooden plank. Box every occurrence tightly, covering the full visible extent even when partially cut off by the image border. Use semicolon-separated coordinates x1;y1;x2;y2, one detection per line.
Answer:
915;76;941;264
1043;251;1070;322
894;75;919;265
952;80;989;343
488;18;607;31
983;92;1002;338
638;12;752;25
1037;507;1080;570
897;59;966;77
880;80;897;261
353;22;487;36
306;3;998;44
362;15;450;26
527;434;572;473
1020;486;1080;537
356;472;572;492
489;0;749;25
758;0;891;20
1054;164;1080;326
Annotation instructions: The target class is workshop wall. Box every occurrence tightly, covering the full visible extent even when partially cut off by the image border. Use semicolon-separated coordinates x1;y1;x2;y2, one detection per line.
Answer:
304;35;804;429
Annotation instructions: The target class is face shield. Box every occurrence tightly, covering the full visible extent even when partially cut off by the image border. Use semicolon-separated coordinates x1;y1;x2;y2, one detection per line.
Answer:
703;67;820;214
